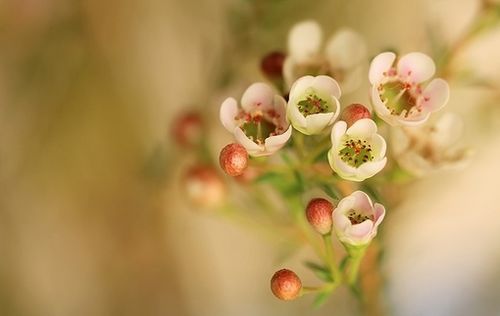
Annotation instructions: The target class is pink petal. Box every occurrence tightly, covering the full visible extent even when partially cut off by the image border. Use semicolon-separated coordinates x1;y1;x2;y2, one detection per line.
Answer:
397;52;435;83
287;20;323;63
419;78;450;112
311;75;342;99
350;191;373;212
369;52;396;84
273;95;288;127
373;203;386;226
241;82;275;112
348;220;374;238
219;97;238;132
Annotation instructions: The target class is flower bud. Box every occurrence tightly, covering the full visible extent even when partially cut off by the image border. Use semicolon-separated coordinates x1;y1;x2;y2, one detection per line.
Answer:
306;198;334;235
172;111;204;147
183;165;225;208
260;51;286;79
340;103;371;127
219;143;248;177
270;269;302;301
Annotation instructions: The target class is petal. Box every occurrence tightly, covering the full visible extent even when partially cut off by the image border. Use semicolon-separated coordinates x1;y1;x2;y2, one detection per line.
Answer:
288;20;323;63
289;75;315;101
347;220;374;238
220;97;238;132
370;84;393;121
346;118;378;138
373;203;386;226
241;82;275;112
339;64;364;94
329;153;358;179
370;134;387;158
287;101;307;131
431;112;463;147
282;57;296;89
369;52;396;85
350;191;373;212
396;112;431;126
325;28;367;69
331;120;347;146
264;125;292;153
273;95;288;127
358;157;387;179
311;75;342;99
397;52;435;83
234;127;263;156
419;78;450;112
304;112;335;135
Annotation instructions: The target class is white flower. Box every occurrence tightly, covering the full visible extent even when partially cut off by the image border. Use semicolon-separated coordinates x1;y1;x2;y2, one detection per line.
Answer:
284;20;367;93
391;112;472;176
369;51;450;126
332;191;385;246
287;75;341;135
220;82;292;157
328;119;387;182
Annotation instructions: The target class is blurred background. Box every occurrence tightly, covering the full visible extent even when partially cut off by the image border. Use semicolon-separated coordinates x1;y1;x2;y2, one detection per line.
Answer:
1;0;500;315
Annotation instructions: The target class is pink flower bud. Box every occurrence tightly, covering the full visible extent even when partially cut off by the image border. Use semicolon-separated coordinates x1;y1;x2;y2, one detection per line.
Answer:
172;112;204;147
219;143;248;177
260;51;286;79
340;103;371;127
270;269;302;301
183;165;225;208
306;198;334;235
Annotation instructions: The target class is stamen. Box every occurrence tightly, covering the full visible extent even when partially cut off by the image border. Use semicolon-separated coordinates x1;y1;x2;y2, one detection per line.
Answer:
347;210;374;225
339;138;374;168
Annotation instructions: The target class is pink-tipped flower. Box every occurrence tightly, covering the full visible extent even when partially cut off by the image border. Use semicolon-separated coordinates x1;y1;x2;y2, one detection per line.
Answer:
183;165;225;209
270;269;302;301
340;103;371;127
328;118;387;182
332;191;385;246
171;111;204;147
306;198;334;235
261;51;286;80
220;83;292;157
219;143;248;177
369;51;449;126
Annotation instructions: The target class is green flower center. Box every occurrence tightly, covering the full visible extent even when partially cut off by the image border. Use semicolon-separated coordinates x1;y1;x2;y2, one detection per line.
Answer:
347;210;374;225
297;94;330;116
379;81;420;117
339;138;374;168
237;110;282;145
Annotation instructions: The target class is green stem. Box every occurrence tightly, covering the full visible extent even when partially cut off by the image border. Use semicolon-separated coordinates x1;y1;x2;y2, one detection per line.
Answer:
322;234;341;284
346;246;367;287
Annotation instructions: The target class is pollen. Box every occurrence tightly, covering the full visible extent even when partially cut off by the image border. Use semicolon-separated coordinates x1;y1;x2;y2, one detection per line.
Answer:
347;210;374;225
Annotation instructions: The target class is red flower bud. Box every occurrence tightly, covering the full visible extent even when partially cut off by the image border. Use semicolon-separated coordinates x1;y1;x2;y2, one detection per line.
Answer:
219;143;248;177
340;103;371;127
306;198;334;235
171;111;204;148
183;165;225;208
270;269;302;301
260;51;286;80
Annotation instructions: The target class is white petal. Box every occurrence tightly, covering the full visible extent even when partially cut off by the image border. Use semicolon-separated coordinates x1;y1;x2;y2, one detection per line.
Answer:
234;127;263;156
219;97;238;132
282;57;297;89
288;20;323;63
339;64;364;94
264;125;292;153
358;157;387;179
241;82;275;112
432;112;463;147
289;75;315;101
331;120;347;145
397;52;436;83
311;75;342;99
325;28;366;69
346;118;377;138
304;112;335;135
371;134;387;158
369;52;396;85
370;84;393;123
396;112;431;126
287;101;307;131
273;95;288;127
419;78;450;112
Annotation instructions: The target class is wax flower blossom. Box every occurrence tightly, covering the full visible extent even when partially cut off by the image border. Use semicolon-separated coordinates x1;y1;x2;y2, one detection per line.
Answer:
220;83;292;156
391;112;472;176
369;51;450;126
284;20;367;93
332;191;385;247
328;118;387;182
287;75;341;135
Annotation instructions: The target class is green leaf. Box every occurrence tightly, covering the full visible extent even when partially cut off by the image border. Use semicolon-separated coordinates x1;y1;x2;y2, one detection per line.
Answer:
313;291;331;308
304;261;333;282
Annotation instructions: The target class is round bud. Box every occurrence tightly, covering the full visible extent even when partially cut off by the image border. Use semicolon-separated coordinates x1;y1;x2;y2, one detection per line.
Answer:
172;112;204;147
270;269;302;301
340;103;371;127
260;51;286;79
183;165;225;208
219;143;248;177
306;198;334;235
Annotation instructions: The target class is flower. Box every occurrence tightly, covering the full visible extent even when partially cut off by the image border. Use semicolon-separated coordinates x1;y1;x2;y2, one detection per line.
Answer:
287;75;341;135
219;143;248;177
220;83;292;157
284;20;367;93
328;118;387;182
332;191;385;246
391;112;472;176
306;198;334;235
369;51;450;126
270;269;302;301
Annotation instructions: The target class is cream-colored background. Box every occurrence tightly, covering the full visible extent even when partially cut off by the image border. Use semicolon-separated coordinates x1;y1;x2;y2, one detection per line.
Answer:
1;0;499;315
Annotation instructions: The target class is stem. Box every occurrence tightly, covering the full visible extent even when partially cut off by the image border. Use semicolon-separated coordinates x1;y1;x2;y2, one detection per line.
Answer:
348;250;365;286
322;234;342;284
